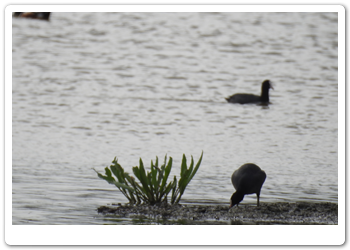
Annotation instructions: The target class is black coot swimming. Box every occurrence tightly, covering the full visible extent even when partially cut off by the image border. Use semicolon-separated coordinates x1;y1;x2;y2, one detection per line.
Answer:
225;80;273;104
230;163;267;208
13;12;51;20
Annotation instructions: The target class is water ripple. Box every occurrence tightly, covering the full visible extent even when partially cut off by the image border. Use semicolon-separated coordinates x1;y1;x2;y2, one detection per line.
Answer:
12;12;339;225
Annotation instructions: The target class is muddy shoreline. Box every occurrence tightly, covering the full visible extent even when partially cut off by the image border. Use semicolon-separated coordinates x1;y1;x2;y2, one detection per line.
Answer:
97;202;338;225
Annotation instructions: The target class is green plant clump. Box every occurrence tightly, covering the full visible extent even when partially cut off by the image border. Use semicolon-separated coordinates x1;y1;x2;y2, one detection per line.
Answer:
94;152;203;205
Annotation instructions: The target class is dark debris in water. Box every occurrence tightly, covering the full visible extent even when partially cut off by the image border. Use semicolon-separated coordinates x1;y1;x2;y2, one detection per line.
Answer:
97;202;338;225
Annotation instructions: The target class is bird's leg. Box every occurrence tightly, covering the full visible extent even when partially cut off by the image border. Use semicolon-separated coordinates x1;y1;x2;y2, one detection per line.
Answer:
257;193;260;207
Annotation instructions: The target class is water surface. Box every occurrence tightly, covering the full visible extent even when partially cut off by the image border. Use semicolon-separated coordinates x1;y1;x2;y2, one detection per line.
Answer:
12;12;338;225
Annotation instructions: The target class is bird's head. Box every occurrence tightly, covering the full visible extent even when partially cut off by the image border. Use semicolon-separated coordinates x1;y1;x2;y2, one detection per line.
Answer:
229;192;245;208
262;79;274;90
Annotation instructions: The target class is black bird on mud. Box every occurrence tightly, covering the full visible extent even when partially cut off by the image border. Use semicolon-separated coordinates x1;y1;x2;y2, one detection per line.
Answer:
230;163;267;208
225;80;273;104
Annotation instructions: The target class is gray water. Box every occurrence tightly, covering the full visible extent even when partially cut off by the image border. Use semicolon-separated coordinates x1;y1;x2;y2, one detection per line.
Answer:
12;12;338;225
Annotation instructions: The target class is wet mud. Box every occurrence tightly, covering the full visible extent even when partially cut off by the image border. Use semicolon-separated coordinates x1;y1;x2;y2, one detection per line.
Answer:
97;202;338;225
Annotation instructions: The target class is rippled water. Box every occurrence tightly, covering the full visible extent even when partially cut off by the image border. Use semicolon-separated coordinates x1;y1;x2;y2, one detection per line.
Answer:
12;12;338;225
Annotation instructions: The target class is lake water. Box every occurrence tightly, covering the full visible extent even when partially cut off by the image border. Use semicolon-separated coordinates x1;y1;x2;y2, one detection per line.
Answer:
11;12;338;225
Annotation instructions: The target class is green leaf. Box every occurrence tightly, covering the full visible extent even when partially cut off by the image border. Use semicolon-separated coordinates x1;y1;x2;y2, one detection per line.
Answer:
94;167;134;202
151;158;158;192
155;156;159;168
112;157;118;164
138;158;153;202
159;157;172;194
157;155;166;186
188;151;203;182
138;159;148;184
132;166;141;181
163;182;174;197
112;180;135;192
171;176;177;204
179;157;194;193
147;170;155;197
163;154;167;169
175;151;204;204
187;156;194;179
177;167;188;190
180;154;187;178
94;167;116;184
110;163;125;183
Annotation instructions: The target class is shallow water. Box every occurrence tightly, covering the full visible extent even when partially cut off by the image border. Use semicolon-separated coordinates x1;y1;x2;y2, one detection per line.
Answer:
12;12;338;225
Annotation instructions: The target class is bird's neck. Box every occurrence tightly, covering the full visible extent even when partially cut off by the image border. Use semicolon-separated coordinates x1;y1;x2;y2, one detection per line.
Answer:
261;88;270;102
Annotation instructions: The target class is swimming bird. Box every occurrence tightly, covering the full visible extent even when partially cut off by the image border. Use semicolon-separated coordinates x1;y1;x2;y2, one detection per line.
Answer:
230;163;267;208
13;12;51;20
225;80;273;104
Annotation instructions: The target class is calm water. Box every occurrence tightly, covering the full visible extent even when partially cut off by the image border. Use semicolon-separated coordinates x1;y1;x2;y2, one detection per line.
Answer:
12;12;338;225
